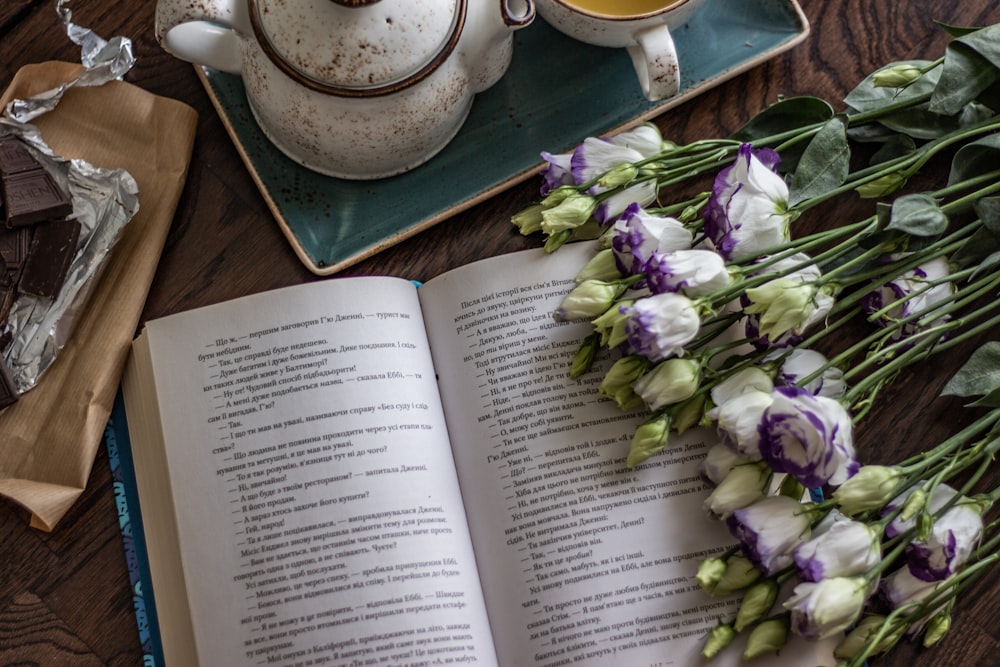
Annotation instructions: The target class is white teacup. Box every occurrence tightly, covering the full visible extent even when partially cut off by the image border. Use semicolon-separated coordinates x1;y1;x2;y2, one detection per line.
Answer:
534;0;707;101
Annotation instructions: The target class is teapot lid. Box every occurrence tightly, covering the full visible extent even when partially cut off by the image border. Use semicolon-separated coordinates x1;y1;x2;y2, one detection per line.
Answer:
249;0;466;96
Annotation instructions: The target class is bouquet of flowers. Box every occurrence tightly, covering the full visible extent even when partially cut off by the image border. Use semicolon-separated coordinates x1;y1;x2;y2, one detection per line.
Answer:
512;20;1000;665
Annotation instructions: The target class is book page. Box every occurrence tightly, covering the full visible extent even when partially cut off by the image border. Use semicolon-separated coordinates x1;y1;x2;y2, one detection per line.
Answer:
419;245;835;667
125;277;497;667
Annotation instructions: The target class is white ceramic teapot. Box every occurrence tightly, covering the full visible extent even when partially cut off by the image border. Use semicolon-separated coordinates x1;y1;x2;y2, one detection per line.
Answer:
155;0;535;179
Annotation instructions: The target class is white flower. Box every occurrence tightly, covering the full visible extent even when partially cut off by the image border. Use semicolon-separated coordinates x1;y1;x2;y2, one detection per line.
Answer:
704;143;791;261
709;367;775;457
785;577;868;640
861;255;955;341
726;495;813;575
794;512;882;581
702;441;756;484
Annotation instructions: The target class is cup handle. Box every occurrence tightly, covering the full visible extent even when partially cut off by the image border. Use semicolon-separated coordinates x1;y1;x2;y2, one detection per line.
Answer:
626;23;680;102
154;0;250;75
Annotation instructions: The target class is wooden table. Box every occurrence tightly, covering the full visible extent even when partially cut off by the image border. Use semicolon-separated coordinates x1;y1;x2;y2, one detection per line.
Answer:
2;0;999;664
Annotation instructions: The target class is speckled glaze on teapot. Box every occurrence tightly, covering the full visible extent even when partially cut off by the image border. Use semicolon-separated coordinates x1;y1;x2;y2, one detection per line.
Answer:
155;0;536;179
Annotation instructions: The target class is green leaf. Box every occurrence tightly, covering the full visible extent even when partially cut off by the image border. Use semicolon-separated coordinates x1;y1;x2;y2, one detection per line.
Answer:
941;342;1000;399
934;21;985;38
948;135;1000;186
969;249;1000;282
976;196;1000;233
870;134;917;165
788;117;849;207
951;225;1000;269
730;96;834;145
884;194;948;237
969;387;1000;408
930;24;1000;115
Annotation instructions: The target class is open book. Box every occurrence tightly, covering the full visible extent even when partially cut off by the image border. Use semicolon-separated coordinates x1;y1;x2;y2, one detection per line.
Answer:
121;245;835;667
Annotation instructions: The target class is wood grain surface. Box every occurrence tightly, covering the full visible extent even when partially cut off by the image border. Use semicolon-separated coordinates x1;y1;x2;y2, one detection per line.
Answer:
2;0;999;665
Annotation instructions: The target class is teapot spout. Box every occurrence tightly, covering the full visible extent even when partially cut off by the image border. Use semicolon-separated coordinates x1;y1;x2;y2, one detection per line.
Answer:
465;0;535;93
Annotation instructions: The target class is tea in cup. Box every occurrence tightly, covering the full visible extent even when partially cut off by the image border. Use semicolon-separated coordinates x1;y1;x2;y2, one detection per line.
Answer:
534;0;707;101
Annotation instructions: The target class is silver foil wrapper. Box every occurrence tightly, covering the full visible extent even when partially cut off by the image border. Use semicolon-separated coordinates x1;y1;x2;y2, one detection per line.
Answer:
1;1;139;394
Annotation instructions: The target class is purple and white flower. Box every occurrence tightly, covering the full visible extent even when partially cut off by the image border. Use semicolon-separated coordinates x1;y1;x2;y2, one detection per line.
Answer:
794;511;882;581
860;255;955;342
726;495;813;575
539;150;574;196
879;567;943;632
622;292;701;361
906;499;983;581
758;386;858;487
610;203;693;276
772;348;846;399
645;248;731;297
785;576;868;641
704;143;791;261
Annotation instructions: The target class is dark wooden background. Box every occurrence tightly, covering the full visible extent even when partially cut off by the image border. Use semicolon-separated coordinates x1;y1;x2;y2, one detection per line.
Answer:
2;0;999;665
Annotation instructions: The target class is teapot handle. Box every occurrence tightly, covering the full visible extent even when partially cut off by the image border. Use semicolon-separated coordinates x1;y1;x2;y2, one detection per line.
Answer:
154;0;251;75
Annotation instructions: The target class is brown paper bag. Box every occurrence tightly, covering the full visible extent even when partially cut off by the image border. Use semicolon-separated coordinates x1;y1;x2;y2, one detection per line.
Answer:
0;62;197;531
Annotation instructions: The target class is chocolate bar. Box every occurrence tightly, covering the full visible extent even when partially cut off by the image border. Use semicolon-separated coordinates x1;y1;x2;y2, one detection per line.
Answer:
18;218;80;299
0;135;41;176
3;168;73;227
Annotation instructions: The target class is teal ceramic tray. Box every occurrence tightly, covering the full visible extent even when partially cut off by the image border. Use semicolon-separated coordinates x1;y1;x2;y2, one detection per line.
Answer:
199;0;809;275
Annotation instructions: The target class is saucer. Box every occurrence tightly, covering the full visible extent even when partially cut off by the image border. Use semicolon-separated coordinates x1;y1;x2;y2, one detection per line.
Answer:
198;0;809;275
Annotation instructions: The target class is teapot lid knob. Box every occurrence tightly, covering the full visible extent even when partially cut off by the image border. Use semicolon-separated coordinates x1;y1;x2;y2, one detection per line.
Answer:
329;0;382;6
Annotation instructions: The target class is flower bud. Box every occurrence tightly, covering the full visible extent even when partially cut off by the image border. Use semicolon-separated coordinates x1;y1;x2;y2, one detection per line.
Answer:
743;616;789;661
574;248;622;283
600;355;650;410
632;357;701;410
554;279;624;322
511;203;545;235
541;193;597;234
540;184;575;207
597;162;639;188
591;300;632;348
831;465;904;516
855;172;908;198
922;609;952;647
734;580;779;632
871;63;923;88
701;623;736;660
696;557;727;593
833;614;901;660
745;278;832;341
710;554;762;595
778;474;806;501
671;393;706;435
897;486;929;522
569;333;600;380
704;462;771;519
627;415;670;467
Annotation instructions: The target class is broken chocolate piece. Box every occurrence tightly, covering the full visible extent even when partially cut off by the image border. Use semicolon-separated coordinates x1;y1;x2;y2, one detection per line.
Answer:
0;227;32;282
0;135;41;176
18;218;80;299
0;357;17;409
3;169;73;227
